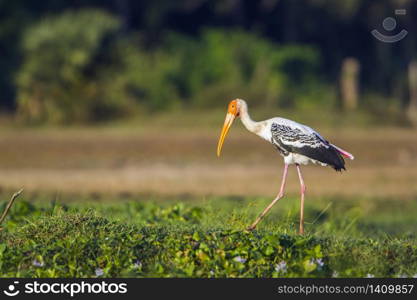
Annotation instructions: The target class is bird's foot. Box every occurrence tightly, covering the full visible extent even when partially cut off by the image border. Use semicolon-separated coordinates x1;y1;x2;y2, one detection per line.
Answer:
246;224;256;231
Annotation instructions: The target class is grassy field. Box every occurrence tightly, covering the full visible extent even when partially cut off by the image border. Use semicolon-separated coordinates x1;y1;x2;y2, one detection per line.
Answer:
0;115;416;278
0;193;416;277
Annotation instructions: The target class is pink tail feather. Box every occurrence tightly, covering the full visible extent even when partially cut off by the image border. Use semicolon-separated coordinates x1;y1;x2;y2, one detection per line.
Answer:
331;144;354;160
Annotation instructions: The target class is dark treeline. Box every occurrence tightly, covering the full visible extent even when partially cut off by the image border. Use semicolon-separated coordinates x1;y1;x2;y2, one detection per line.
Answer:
0;0;416;124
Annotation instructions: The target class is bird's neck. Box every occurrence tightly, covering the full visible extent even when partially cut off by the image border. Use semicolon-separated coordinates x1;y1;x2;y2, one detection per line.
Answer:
240;106;262;135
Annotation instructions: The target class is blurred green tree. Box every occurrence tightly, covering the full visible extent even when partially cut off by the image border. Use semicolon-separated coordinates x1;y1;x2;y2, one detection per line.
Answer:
15;10;331;124
102;37;182;112
165;30;323;109
16;9;131;124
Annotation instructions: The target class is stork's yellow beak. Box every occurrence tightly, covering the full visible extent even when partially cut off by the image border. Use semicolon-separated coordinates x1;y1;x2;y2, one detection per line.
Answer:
217;112;236;157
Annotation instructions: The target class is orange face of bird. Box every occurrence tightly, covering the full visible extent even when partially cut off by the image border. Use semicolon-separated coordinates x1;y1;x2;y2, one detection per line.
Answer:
217;99;239;157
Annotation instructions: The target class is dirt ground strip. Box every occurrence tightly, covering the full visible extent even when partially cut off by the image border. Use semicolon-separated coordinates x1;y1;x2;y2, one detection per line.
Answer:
0;127;416;198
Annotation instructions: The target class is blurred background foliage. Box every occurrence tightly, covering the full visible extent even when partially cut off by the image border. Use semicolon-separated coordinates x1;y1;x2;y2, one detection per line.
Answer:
0;0;416;124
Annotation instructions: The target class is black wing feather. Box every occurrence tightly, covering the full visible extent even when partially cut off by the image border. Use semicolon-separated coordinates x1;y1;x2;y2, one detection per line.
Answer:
271;123;345;171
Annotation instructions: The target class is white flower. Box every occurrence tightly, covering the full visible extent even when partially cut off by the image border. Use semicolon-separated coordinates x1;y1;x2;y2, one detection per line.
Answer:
32;259;44;267
315;258;324;267
332;271;339;278
397;274;407;278
413;274;417;278
275;261;287;273
309;258;325;270
133;261;142;269
366;274;375;278
233;256;246;263
95;268;104;277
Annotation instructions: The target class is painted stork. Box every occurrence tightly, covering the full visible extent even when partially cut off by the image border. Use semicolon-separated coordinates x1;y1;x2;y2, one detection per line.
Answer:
217;99;354;234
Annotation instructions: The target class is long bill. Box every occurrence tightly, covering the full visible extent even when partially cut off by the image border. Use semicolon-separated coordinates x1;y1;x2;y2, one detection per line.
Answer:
217;113;236;157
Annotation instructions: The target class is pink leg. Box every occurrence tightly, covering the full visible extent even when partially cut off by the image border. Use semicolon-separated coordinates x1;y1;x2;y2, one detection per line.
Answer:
296;164;306;234
247;164;289;231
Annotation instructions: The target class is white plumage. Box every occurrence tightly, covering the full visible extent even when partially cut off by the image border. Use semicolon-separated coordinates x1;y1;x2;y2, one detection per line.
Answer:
236;100;353;170
216;98;354;234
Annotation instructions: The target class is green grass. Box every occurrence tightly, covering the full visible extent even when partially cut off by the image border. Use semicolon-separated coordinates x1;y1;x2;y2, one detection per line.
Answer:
0;194;416;278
